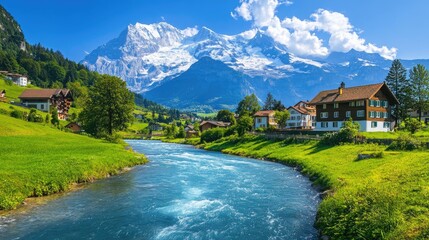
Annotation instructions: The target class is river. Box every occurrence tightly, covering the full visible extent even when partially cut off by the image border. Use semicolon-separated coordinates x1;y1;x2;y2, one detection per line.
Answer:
0;140;320;239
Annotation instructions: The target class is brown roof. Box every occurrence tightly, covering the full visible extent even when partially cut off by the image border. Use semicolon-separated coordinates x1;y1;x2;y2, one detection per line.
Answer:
309;83;399;104
288;105;315;115
200;121;231;127
19;89;70;99
253;110;276;117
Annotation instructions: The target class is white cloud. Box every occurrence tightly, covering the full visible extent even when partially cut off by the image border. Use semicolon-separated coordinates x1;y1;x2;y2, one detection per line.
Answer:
233;1;397;59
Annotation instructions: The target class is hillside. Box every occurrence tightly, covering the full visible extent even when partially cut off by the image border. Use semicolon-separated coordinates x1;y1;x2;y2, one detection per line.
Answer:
203;136;429;239
0;112;147;210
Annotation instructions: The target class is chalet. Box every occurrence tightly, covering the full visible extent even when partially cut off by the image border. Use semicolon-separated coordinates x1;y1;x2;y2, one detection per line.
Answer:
199;121;230;132
309;82;399;132
6;73;28;86
286;101;316;129
19;89;73;120
253;110;277;129
65;122;82;133
184;124;198;138
0;90;5;98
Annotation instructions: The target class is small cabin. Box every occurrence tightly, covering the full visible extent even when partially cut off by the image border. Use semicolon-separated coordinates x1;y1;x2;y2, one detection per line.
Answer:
65;122;82;133
199;121;230;132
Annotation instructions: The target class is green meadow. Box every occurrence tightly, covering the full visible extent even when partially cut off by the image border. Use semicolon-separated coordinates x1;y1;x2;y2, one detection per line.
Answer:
203;135;429;239
0;113;147;210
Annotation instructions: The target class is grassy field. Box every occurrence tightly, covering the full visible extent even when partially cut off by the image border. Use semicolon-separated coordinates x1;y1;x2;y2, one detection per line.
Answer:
361;129;429;141
0;114;147;210
0;78;39;101
203;135;429;239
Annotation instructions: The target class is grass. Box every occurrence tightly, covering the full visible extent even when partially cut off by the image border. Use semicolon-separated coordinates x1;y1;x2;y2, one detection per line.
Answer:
361;128;429;142
0;78;39;102
0;114;147;210
203;135;429;239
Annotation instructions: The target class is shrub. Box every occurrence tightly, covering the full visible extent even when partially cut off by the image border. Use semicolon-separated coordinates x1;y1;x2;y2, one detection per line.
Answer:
224;126;237;137
387;133;422;151
0;108;8;115
317;185;404;240
200;128;225;143
320;118;360;146
403;118;425;134
10;109;24;119
175;126;186;138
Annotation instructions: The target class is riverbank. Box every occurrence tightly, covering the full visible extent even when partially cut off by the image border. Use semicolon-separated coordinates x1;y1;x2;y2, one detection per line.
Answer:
0;113;148;211
167;135;428;239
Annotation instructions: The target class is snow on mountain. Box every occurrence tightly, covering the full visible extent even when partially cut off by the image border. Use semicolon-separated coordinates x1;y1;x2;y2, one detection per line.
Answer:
82;22;429;111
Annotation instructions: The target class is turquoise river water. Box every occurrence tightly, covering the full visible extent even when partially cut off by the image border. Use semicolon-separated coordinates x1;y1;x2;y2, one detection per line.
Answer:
0;140;320;239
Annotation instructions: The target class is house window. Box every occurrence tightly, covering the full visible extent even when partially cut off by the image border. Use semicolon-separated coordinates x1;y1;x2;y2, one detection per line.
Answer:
383;122;391;128
376;100;381;107
40;104;44;110
334;103;339;109
321;122;329;128
333;121;339;128
346;111;351;118
320;112;328;118
297;116;301;120
258;118;262;123
383;112;389;118
376;112;380;118
334;112;339;118
371;122;378;128
291;116;296;120
323;104;327;109
369;111;375;118
349;101;355;107
357;110;365;117
356;100;365;107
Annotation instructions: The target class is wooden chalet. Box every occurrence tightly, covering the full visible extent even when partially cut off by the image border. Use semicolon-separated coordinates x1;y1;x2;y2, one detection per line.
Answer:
65;122;82;133
184;124;199;138
253;110;277;129
18;89;73;120
309;82;399;132
199;121;230;132
286;101;316;129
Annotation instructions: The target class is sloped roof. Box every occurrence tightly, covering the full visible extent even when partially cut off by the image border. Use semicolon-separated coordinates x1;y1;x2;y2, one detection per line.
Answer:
288;105;315;115
19;89;70;99
254;110;275;117
200;121;231;127
310;83;399;104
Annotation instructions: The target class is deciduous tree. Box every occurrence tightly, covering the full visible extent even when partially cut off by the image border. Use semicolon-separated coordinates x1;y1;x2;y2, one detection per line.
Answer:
236;94;260;116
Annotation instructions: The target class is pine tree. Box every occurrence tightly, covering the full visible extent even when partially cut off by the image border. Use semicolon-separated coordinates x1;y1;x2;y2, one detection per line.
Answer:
385;59;410;124
263;93;275;110
409;64;429;121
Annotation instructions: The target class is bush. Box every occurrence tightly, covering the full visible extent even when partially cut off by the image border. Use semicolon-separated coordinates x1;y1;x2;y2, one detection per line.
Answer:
320;118;359;146
10;109;24;120
317;185;403;240
403;118;425;134
224;126;237;137
387;133;422;151
200;128;225;143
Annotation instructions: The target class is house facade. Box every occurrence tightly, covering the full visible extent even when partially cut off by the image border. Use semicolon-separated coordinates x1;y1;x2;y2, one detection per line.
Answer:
18;89;73;120
286;101;316;129
253;110;277;129
6;73;28;86
199;121;230;132
310;82;399;132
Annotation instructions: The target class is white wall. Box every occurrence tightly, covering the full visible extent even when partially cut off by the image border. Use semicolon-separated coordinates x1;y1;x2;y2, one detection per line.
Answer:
254;117;268;129
22;100;50;112
315;120;392;132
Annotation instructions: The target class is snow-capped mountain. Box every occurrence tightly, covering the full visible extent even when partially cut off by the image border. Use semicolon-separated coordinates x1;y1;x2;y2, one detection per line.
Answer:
82;22;429;112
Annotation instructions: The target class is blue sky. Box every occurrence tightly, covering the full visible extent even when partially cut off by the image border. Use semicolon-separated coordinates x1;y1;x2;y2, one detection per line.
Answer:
2;0;428;61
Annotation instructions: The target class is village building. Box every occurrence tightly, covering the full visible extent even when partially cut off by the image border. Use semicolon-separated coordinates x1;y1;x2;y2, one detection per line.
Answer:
286;101;316;129
5;73;28;87
253;110;277;129
18;89;73;120
184;124;199;138
310;82;399;132
0;90;5;98
408;110;429;124
199;121;230;132
65;122;82;133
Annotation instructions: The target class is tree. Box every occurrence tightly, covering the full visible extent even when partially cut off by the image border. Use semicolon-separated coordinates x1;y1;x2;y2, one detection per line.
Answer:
216;109;236;125
272;100;286;111
274;110;290;129
79;75;134;137
263;93;275;110
236;115;253;136
45;114;50;124
385;59;410;124
409;64;429;121
236;94;260;116
404;118;425;134
51;108;59;126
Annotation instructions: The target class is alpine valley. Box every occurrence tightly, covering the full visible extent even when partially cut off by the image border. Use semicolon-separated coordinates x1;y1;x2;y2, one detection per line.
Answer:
82;22;429;112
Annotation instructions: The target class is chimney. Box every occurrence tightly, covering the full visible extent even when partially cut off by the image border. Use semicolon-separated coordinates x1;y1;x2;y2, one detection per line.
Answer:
339;82;345;95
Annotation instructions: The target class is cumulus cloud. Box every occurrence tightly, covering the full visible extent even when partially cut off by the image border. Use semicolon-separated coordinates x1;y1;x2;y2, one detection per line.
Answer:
232;1;397;59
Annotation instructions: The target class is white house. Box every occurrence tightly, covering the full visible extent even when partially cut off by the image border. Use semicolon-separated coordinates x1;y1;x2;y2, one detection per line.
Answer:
253;110;277;129
6;73;28;87
286;101;316;129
